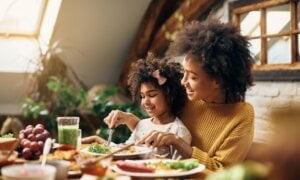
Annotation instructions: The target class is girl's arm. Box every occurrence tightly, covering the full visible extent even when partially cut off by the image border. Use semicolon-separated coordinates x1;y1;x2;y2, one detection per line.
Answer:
81;135;106;144
104;110;140;131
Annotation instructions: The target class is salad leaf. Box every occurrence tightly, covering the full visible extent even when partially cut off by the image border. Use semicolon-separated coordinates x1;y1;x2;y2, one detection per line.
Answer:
165;159;199;171
0;133;14;138
88;143;111;154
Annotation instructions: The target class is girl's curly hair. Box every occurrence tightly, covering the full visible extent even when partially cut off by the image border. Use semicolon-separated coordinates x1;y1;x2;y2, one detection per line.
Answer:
167;19;254;103
128;55;187;116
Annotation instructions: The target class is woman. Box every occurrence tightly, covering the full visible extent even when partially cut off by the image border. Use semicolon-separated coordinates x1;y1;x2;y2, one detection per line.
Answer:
105;19;254;171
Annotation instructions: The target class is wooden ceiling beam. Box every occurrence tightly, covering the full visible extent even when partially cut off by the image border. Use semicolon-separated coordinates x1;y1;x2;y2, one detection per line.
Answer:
117;0;168;87
117;0;216;88
149;0;216;56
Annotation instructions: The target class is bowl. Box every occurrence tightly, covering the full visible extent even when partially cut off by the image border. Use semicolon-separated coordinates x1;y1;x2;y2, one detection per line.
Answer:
0;138;19;151
1;164;56;180
80;164;107;177
29;160;71;180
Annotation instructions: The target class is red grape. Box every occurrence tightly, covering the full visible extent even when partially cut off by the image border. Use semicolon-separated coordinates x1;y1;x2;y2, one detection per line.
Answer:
30;141;39;152
24;128;33;137
35;123;44;129
27;134;36;141
22;140;31;148
22;148;32;159
33;127;44;135
42;130;50;138
19;123;51;160
20;138;27;146
37;141;44;150
34;150;41;157
36;133;46;142
26;125;34;129
18;132;25;139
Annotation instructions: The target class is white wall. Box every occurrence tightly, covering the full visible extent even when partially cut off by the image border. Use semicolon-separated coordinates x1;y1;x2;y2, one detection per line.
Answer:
246;82;300;142
52;0;151;87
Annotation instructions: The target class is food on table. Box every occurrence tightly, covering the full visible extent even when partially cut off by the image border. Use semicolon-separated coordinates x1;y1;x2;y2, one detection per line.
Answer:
116;159;200;173
88;143;111;154
80;164;107;177
55;144;76;151
160;158;200;171
18;124;51;160
87;143;137;154
0;133;14;138
44;150;79;171
116;160;155;173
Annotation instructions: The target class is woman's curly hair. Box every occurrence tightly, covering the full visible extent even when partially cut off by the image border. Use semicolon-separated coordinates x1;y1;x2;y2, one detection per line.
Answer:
128;55;187;116
167;19;254;103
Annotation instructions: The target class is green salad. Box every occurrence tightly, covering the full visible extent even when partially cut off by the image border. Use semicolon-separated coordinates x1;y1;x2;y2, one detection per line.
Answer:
0;133;14;138
148;159;199;171
88;143;112;154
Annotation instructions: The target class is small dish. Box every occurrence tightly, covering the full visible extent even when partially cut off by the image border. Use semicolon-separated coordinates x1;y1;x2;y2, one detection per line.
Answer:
1;164;56;180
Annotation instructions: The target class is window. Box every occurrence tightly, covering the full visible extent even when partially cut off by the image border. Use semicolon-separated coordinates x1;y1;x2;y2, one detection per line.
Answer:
231;0;300;81
0;0;61;73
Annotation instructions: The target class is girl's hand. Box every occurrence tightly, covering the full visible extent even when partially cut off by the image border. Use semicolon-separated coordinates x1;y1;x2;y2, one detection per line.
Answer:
136;131;193;158
104;110;140;131
81;135;106;144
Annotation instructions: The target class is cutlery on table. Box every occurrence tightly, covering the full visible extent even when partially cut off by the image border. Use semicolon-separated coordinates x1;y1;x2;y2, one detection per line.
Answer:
41;138;52;167
106;128;115;146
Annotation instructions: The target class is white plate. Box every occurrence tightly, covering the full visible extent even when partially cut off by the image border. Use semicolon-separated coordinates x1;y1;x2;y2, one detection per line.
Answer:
80;145;152;159
111;159;205;177
68;170;81;177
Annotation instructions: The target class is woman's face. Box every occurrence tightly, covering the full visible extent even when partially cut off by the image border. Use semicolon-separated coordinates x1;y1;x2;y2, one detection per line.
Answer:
181;55;223;103
140;82;170;118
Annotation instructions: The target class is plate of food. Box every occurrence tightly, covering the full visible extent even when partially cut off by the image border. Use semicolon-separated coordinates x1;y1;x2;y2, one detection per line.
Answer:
80;143;152;159
111;159;205;178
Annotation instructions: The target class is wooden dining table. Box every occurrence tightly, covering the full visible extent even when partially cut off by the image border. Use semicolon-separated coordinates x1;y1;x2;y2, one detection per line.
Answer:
78;166;209;180
1;144;211;180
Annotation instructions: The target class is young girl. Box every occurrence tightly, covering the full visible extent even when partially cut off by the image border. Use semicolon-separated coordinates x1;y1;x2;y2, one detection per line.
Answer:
82;55;191;157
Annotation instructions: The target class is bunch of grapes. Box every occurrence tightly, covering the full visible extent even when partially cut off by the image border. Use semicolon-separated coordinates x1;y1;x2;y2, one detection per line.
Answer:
19;124;50;160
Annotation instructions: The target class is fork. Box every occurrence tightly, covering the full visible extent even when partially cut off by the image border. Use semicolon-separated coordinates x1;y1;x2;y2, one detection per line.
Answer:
106;128;114;146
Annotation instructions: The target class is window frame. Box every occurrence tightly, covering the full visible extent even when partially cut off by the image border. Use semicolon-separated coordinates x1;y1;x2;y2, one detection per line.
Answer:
231;0;300;81
0;0;48;38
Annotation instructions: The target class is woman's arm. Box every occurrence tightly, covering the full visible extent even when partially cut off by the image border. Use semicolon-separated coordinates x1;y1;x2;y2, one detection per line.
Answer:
136;131;193;158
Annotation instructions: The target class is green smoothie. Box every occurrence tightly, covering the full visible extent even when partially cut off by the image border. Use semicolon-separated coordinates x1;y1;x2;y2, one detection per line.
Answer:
58;125;78;146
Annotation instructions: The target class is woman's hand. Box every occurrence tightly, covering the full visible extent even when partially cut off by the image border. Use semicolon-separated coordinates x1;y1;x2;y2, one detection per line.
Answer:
136;131;193;158
104;110;140;131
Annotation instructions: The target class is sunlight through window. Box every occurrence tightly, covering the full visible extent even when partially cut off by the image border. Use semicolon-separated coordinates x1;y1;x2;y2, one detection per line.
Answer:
0;0;62;73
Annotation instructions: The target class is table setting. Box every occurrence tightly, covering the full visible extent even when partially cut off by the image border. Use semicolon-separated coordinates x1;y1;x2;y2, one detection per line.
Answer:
0;116;207;180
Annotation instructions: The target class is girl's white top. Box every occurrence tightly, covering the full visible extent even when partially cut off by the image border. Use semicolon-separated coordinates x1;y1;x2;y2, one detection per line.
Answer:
126;117;192;158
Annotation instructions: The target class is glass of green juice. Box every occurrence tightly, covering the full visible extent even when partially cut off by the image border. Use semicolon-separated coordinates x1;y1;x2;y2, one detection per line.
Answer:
57;117;79;146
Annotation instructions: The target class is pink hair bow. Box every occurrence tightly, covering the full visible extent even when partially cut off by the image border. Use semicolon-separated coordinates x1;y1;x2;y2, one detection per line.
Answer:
151;70;167;85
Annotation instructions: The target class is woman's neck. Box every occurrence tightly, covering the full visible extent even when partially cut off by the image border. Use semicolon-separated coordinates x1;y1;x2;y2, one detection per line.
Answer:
203;89;226;104
152;112;175;125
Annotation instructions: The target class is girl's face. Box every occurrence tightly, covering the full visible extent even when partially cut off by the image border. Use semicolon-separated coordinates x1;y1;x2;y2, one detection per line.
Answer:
181;55;224;103
140;82;170;118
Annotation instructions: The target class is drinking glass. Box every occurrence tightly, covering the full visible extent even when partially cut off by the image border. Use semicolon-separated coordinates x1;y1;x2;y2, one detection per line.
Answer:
57;117;79;146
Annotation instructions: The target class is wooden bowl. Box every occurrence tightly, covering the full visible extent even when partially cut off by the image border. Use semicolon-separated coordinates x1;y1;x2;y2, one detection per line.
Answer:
0;138;19;151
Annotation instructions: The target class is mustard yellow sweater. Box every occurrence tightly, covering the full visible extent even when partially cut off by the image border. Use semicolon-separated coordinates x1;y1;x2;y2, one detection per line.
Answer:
180;100;254;171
